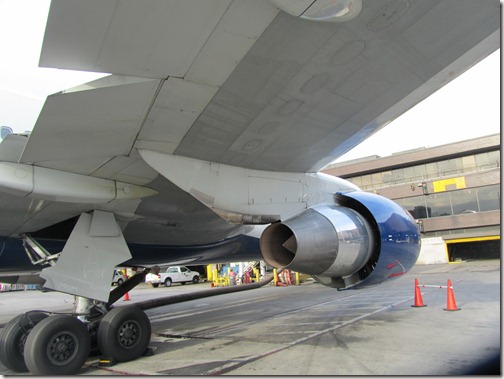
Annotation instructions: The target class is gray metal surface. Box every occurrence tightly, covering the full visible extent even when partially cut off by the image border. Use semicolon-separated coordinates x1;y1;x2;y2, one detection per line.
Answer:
172;0;500;172
0;260;499;375
25;0;500;173
260;205;373;276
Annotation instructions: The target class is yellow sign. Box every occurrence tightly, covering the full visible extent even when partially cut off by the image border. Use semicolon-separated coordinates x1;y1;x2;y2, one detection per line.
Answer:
433;177;466;192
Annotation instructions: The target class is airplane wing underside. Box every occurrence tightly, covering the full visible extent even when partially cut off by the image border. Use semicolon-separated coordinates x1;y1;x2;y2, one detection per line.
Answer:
26;0;499;172
0;0;499;240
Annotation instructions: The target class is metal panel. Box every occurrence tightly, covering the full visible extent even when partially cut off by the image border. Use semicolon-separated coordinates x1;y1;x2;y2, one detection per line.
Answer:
90;155;159;186
0;134;28;163
135;78;219;155
185;0;279;86
40;0;232;78
40;212;131;301
248;176;302;205
20;77;161;173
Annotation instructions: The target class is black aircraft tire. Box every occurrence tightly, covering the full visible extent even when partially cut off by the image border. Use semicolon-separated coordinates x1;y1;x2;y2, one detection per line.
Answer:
0;312;48;372
97;306;151;363
23;314;91;375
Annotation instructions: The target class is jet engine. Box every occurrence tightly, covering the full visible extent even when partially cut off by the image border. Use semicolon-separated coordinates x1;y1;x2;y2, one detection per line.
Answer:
260;191;420;289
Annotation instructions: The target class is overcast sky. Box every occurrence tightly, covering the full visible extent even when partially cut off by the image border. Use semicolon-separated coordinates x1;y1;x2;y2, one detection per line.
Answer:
0;0;500;161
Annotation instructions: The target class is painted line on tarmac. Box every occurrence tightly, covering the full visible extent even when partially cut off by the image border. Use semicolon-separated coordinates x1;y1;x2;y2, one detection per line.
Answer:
204;294;415;375
148;294;279;323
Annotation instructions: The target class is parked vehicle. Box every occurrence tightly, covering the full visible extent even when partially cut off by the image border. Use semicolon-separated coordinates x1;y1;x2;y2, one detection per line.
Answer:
112;269;127;286
146;266;200;287
145;272;161;287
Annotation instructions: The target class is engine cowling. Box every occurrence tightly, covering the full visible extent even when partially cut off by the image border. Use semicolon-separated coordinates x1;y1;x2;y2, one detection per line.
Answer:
260;191;420;289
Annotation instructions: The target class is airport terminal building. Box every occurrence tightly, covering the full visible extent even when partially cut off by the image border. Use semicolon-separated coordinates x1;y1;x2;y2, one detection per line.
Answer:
323;134;500;264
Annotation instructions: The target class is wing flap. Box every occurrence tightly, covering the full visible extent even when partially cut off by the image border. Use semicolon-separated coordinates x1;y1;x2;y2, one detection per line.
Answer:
135;77;219;155
19;76;161;173
0;134;29;163
40;0;233;79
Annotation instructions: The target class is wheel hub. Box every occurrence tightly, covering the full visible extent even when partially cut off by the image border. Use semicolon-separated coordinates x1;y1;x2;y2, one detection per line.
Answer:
119;321;140;348
48;332;78;365
56;340;70;353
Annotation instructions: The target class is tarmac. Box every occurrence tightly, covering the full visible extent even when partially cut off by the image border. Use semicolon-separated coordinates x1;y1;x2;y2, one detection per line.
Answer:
0;259;500;375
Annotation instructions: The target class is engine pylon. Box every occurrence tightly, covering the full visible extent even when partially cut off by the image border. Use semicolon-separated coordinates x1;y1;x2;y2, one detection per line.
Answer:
411;278;427;307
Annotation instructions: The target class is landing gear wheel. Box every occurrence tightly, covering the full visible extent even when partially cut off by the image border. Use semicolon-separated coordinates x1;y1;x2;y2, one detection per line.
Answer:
0;311;48;372
23;314;91;375
164;278;172;287
97;306;151;363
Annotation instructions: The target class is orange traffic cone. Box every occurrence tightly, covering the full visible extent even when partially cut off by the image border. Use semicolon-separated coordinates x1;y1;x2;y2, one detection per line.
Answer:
411;278;427;307
444;279;460;311
123;292;130;301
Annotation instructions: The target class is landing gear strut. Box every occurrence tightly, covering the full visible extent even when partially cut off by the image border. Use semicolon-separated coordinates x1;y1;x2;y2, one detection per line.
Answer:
0;212;152;374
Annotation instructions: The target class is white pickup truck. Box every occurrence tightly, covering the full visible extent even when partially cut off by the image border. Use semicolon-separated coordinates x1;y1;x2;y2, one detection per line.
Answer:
145;266;200;287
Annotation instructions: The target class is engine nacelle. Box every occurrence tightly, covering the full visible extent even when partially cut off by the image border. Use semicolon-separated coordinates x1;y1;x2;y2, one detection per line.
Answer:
260;191;420;289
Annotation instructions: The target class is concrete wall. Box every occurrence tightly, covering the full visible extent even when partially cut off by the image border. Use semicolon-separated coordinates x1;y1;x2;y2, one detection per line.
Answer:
416;237;448;265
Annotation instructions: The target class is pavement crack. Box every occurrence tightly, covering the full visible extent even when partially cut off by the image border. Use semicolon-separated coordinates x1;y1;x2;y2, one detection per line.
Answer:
155;332;213;340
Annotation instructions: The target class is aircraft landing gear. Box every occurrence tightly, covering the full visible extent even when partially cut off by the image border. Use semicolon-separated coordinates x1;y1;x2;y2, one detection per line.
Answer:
23;314;91;375
0;301;151;375
0;311;49;372
0;276;152;375
0;213;152;374
97;306;151;363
